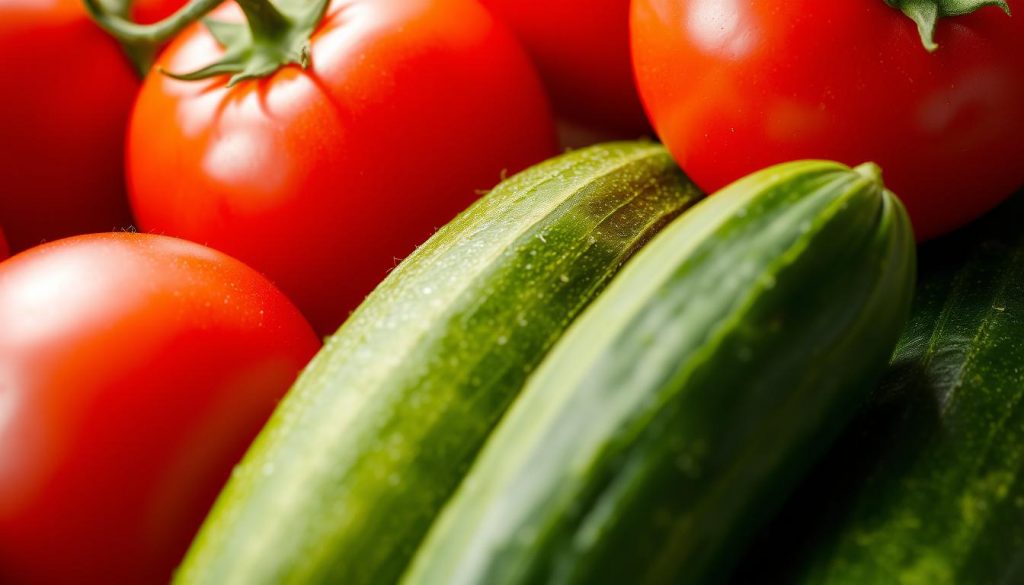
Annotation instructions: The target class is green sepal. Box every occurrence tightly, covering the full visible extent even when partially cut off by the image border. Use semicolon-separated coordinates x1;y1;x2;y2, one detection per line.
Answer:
885;0;1010;51
161;0;329;86
205;19;248;47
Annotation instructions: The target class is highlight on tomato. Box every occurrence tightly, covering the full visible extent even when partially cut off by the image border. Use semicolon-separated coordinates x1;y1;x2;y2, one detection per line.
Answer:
118;0;558;335
632;0;1024;240
0;233;319;585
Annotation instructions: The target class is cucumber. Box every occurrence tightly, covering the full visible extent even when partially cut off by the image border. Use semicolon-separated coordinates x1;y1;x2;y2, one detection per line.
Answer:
173;142;703;585
733;194;1024;585
401;160;916;585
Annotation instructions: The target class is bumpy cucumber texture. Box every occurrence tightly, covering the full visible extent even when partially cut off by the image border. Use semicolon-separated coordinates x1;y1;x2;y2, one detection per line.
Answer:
404;160;916;585
175;142;703;585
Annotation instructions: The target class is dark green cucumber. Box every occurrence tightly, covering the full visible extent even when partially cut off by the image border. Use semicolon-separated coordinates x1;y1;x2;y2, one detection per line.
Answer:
173;142;703;585
735;194;1024;585
401;160;916;585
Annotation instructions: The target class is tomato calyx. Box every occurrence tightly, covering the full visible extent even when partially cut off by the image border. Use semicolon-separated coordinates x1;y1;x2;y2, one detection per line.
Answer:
84;0;224;75
86;0;328;82
161;0;328;86
884;0;1010;51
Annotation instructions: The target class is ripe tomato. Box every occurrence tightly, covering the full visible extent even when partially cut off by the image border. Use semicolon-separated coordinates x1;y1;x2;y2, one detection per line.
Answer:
132;0;185;24
0;233;319;585
0;0;138;251
128;0;558;335
481;0;649;138
632;0;1024;240
0;230;8;261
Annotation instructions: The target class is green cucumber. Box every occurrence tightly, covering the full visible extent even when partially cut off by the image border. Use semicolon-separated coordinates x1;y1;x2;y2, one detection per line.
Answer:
174;142;703;585
402;160;916;585
734;194;1024;585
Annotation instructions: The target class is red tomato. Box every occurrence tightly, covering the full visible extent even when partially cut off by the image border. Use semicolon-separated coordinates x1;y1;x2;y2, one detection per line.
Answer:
632;0;1024;240
0;230;8;261
128;0;558;335
0;0;137;251
132;0;185;24
0;233;319;585
481;0;649;137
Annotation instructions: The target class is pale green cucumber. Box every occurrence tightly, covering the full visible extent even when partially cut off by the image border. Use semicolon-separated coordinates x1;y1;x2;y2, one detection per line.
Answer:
173;142;703;585
402;160;916;585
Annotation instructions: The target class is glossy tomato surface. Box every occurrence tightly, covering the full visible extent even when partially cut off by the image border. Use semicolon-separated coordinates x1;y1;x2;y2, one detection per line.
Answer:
128;0;558;335
632;0;1024;240
0;0;137;251
0;233;319;585
482;0;649;137
132;0;185;24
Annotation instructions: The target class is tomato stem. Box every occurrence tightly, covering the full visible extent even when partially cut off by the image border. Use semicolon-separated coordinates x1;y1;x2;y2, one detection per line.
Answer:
82;0;225;75
883;0;1010;51
157;0;329;86
235;0;293;43
83;0;224;45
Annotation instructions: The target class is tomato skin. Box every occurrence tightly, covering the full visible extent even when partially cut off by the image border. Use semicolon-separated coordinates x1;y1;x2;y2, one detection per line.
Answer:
128;0;557;335
0;230;8;261
0;233;319;585
481;0;649;137
0;0;139;251
132;0;185;24
632;0;1024;241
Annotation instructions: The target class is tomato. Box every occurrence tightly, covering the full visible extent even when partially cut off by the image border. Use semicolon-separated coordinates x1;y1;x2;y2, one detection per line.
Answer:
631;0;1024;240
128;0;557;335
481;0;649;138
0;230;8;261
0;0;137;251
132;0;185;24
0;233;319;585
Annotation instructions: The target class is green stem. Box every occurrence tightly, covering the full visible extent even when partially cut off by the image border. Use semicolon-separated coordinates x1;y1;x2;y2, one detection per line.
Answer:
234;0;293;43
153;0;329;86
82;0;224;45
883;0;1011;51
98;0;131;18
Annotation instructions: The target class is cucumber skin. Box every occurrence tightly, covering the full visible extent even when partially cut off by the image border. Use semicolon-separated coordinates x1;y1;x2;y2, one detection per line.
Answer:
173;142;703;585
402;160;916;585
734;194;1024;585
